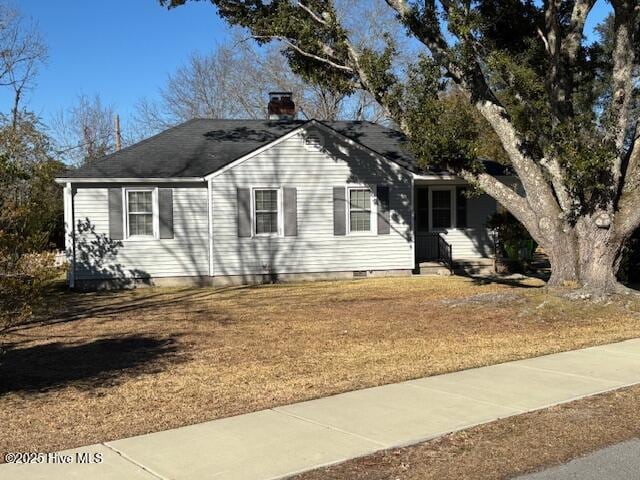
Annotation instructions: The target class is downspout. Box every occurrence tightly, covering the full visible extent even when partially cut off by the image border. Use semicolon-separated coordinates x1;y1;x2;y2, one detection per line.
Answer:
207;178;214;278
410;174;416;271
64;182;76;288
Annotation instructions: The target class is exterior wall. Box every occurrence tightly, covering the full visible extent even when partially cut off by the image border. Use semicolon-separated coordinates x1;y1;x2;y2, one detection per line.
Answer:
72;183;209;281
209;126;414;277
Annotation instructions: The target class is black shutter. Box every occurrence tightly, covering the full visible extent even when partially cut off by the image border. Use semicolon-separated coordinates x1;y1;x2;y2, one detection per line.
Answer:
283;187;298;236
237;188;252;237
159;188;174;239
377;185;390;234
456;187;468;228
108;188;124;240
333;186;346;236
416;187;429;232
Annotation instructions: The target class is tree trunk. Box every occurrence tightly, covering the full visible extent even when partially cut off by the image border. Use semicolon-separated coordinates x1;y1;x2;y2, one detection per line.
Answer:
575;221;628;295
535;219;629;296
544;228;579;287
542;218;632;296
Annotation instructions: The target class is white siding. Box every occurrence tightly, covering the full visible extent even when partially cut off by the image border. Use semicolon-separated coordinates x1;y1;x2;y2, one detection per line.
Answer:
73;185;209;279
438;228;495;258
210;127;414;276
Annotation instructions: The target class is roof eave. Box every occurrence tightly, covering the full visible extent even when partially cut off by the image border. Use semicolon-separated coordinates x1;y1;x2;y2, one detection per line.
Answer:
54;177;206;184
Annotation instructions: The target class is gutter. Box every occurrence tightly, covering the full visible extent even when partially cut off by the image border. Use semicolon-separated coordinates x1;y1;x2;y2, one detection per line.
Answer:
54;177;206;184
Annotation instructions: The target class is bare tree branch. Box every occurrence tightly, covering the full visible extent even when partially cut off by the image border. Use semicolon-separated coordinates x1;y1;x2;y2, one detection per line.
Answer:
252;35;355;73
0;4;47;127
297;1;328;26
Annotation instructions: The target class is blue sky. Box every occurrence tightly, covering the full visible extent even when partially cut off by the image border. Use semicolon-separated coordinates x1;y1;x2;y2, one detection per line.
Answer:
0;0;232;126
0;0;613;130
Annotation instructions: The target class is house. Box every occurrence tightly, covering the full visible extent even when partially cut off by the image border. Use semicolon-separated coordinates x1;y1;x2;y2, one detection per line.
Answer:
56;93;505;290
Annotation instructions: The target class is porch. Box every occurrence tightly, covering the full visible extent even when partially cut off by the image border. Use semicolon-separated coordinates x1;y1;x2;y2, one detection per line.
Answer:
413;182;497;273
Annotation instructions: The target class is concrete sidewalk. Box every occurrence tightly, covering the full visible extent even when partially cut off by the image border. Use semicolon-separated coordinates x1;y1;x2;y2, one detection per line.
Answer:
5;338;640;480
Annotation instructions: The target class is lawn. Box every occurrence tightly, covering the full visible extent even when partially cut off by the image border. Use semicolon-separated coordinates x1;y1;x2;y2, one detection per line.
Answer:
2;275;640;455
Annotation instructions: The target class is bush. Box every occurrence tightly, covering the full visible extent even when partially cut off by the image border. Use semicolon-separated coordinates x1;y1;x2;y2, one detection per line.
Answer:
0;249;61;335
487;211;536;272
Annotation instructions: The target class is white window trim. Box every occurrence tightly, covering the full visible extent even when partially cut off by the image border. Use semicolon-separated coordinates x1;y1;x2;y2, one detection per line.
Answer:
123;187;159;241
429;186;455;231
251;186;283;237
346;185;377;236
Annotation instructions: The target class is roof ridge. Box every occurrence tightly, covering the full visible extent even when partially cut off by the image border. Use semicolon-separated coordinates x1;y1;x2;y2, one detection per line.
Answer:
189;117;307;122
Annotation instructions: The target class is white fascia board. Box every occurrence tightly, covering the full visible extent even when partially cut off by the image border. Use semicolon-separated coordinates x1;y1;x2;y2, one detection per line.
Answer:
54;177;205;184
411;172;461;180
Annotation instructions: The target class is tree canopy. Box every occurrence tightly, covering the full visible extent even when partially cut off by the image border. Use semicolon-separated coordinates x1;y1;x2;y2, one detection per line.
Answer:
163;0;640;295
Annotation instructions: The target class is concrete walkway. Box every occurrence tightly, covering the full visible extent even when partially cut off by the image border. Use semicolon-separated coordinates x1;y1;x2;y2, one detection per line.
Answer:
5;338;640;480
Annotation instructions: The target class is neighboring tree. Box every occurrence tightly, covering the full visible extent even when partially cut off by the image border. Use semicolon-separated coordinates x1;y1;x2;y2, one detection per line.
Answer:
0;3;47;127
52;94;117;165
0;113;63;337
163;0;640;296
133;34;388;137
0;113;64;251
0;3;61;340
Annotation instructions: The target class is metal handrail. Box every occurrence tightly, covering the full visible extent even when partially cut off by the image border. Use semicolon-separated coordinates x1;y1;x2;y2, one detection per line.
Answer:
436;234;453;273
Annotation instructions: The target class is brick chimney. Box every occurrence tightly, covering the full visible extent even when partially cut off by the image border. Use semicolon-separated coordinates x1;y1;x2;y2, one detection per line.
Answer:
268;92;295;120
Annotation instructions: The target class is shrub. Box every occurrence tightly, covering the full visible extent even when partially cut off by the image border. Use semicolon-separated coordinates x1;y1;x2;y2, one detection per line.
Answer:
487;211;536;272
0;248;61;335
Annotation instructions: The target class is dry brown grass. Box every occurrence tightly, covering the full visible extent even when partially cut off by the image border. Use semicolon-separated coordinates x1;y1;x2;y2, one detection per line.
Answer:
293;384;640;480
1;275;640;456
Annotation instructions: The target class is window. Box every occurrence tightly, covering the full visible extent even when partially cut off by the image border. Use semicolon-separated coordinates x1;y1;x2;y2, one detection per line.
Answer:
456;187;468;228
431;189;452;229
127;190;155;238
254;189;279;234
416;187;429;232
349;188;372;232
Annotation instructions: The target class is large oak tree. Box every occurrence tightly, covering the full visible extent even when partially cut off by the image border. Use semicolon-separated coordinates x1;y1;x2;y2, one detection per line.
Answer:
163;0;639;296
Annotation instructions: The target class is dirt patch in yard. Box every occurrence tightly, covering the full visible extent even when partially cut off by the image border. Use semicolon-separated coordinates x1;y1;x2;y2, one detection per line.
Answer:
293;384;640;480
1;276;640;456
440;291;526;307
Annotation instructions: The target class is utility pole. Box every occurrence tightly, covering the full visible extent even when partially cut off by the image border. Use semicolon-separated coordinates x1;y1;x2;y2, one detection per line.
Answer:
114;114;122;151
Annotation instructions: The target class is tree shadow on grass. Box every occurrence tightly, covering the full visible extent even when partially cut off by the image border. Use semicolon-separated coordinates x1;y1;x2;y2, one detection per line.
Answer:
11;285;249;333
467;274;546;289
0;335;181;395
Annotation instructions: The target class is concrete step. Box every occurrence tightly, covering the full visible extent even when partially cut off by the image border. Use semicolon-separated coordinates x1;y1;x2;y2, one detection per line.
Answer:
416;261;452;276
453;258;495;275
416;258;495;276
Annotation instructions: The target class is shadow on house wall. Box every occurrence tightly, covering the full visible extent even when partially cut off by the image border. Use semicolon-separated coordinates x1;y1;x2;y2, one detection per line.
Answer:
74;218;151;289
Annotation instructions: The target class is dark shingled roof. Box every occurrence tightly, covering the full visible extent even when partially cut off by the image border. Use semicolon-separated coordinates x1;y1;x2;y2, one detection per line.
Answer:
60;118;508;179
